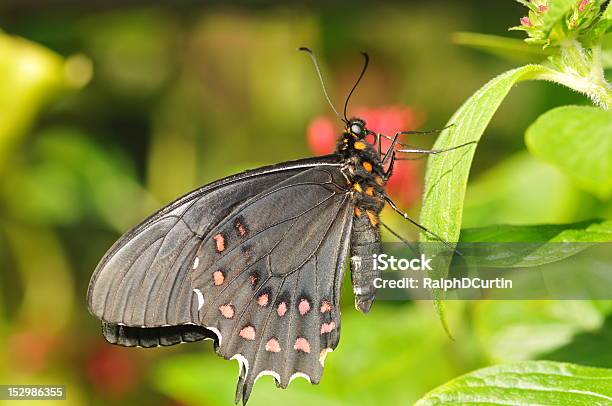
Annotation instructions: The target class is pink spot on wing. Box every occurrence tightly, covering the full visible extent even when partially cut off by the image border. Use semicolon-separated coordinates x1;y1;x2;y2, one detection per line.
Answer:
213;270;225;286
538;5;548;12
219;304;234;319
265;338;281;353
520;16;532;26
578;0;589;11
235;221;247;237
293;337;311;353
298;299;310;315
250;273;258;286
257;293;269;307
320;321;336;334
213;234;225;252
239;325;255;340
320;300;332;313
277;302;287;317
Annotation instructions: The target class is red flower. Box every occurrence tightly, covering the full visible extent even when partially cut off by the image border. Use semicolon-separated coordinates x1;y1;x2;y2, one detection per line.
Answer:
6;329;58;373
307;116;336;155
86;344;140;397
306;105;424;206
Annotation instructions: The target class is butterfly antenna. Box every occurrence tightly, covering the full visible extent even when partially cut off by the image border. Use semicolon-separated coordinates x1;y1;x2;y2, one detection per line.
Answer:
298;47;344;122
343;51;369;121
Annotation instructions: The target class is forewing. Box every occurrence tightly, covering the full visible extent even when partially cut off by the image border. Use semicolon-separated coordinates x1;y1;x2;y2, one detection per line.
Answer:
87;155;342;328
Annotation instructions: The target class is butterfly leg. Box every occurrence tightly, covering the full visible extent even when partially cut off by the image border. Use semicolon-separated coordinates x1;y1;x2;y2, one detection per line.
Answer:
383;195;460;255
382;130;469;166
375;132;383;160
380;221;419;257
383;150;396;181
394;140;476;155
381;133;400;165
378;124;455;147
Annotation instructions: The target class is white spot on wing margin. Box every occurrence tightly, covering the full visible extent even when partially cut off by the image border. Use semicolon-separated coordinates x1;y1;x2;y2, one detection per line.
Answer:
231;353;250;377
192;256;199;270
289;372;311;384
319;348;334;366
254;370;281;385
207;326;222;346
193;288;204;310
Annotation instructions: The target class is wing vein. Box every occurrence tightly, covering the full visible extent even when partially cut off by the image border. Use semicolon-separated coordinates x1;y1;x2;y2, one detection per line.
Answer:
276;194;351;276
198;191;341;314
103;234;165;321
200;178;343;242
116;219;179;322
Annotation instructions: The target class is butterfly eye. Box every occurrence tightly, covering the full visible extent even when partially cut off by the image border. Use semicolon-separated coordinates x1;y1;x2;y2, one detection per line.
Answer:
350;123;364;136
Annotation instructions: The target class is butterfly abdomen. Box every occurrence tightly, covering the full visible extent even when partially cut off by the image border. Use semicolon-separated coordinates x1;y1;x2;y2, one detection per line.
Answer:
336;126;386;314
349;214;382;314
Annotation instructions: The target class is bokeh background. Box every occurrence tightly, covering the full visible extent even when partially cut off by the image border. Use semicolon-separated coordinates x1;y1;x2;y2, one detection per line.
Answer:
1;1;610;405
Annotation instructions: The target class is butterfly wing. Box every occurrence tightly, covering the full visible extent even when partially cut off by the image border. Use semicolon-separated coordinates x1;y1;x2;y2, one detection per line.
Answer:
202;188;353;403
87;155;353;402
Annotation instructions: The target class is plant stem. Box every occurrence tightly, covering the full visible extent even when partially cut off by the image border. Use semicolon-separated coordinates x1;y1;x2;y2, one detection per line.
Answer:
539;40;612;109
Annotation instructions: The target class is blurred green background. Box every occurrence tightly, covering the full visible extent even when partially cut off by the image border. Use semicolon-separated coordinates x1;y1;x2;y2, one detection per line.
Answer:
0;1;610;405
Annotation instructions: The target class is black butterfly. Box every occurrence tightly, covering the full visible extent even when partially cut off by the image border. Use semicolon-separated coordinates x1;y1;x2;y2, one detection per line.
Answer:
87;47;474;404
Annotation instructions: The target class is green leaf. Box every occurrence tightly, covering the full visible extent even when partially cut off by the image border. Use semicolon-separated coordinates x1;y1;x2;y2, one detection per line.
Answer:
459;220;612;243
451;32;553;63
420;65;554;243
416;361;612;405
539;314;612;368
419;65;552;329
526;106;612;200
462;152;585;228
0;31;91;173
586;1;612;44
605;0;612;20
473;301;609;363
458;220;612;267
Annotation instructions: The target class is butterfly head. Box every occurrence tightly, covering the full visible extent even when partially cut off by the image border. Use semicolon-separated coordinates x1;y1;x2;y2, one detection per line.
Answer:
346;118;368;139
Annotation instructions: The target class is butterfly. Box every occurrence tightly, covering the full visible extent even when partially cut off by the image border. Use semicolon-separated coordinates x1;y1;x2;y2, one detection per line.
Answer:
87;47;474;404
